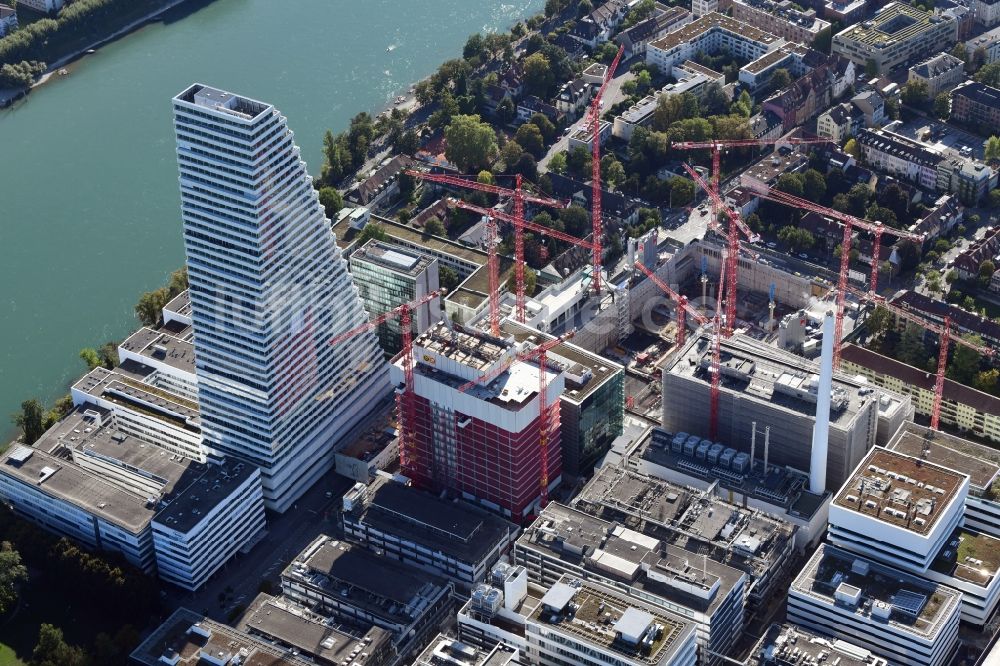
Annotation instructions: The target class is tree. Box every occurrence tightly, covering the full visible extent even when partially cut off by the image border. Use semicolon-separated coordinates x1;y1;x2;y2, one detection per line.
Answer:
566;145;592;178
79;348;101;371
359;222;387;244
477;170;495;186
776;173;805;198
429;89;459;130
445;115;498;173
844;138;860;159
0;544;27;616
30;624;87;666
731;89;752;117
397;129;420;154
946;269;959;284
865;58;879;78
985;135;1000;162
507;268;536;295
950;42;968;64
501;140;524;169
846;183;872;216
13;399;45;445
867;305;893;342
897;323;928;367
635;70;653;96
439;265;460;292
933;92;950;119
976;62;1000;88
777;227;815;251
601;156;626;190
529;113;557;141
803;169;827;202
990;189;1000;209
318;187;344;219
949;335;984;385
559;205;590;236
495;97;516;125
424;217;447;238
702;83;729;116
135;287;170;327
515;122;545;158
770;68;792;91
979;259;996;288
902;79;929;105
523;53;553;96
974;369;1000;395
463;33;485;60
669;177;694;207
549;151;567;174
513;153;538;181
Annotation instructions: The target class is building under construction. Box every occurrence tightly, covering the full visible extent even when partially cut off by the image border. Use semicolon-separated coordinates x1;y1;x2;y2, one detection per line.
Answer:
389;323;565;521
661;332;912;491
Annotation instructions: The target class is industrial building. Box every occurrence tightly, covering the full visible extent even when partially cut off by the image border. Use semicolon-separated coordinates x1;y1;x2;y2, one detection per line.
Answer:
832;3;958;74
281;536;454;658
788;544;962;666
499;320;625;477
349;240;441;354
660;332;910;491
0;408;266;591
390;323;565;520
749;623;889;666
340;476;518;589
457;568;700;666
513;501;747;663
572;465;796;608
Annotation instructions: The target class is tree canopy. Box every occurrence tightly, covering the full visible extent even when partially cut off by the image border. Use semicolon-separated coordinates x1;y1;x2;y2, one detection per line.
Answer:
444;115;498;173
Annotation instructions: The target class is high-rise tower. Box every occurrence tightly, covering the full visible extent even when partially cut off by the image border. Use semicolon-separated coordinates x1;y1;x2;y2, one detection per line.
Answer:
172;84;388;511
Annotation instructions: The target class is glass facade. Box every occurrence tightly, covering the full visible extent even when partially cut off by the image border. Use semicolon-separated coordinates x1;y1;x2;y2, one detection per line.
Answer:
172;84;388;512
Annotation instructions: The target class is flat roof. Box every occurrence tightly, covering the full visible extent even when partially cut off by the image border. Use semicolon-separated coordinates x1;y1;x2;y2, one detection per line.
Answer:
164;289;191;318
351;476;516;563
500;320;623;402
752;623;888;666
834;2;950;48
792;544;961;639
352;239;437;277
174;84;271;122
154;458;257;533
238;595;391;664
529;574;695;665
119;327;196;375
886;422;1000;493
649;12;781;53
287;537;449;624
414;635;520;666
130;607;301;666
834;448;966;536
930;527;1000;588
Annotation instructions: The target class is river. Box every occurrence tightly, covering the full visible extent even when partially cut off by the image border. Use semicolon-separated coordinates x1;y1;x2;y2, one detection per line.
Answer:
0;0;543;435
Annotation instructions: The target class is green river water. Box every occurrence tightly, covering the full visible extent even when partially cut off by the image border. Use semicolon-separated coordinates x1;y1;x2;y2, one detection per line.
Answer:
0;0;543;435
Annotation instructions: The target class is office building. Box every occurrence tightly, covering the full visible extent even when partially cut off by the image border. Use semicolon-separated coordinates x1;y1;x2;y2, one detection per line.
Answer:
15;0;62;11
390;323;565;521
832;3;958;74
730;0;831;45
908;52;966;98
340;476;518;589
172;84;388;512
828;448;969;571
950;80;1000;133
750;623;889;666
458;570;700;666
573;465;796;608
514;502;746;663
414;636;524;666
660;333;903;491
500;321;624;477
0;408;266;590
281;536;453;656
788;544;962;666
349;239;441;354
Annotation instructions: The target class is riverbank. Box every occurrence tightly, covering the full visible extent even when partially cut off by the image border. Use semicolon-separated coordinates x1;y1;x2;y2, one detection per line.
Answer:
0;0;192;108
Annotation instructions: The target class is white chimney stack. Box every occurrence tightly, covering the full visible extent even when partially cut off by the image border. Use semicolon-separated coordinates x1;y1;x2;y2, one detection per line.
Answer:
810;310;835;494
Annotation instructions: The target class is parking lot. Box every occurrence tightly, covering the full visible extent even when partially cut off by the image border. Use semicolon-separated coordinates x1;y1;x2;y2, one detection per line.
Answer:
892;116;986;161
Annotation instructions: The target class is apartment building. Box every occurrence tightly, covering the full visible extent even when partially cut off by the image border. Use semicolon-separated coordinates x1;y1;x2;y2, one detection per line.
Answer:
730;0;831;45
646;13;784;79
833;3;958;74
950;80;1000;133
908;52;966;98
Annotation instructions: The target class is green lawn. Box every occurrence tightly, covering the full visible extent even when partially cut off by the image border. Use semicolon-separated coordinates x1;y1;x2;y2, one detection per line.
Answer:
0;643;25;666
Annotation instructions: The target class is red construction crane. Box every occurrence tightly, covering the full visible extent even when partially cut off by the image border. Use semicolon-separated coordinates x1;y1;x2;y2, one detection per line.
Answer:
749;183;925;369
405;171;567;326
672;136;831;215
851;289;993;430
458;331;575;507
585;44;624;297
682;162;760;338
328;290;443;471
633;261;709;347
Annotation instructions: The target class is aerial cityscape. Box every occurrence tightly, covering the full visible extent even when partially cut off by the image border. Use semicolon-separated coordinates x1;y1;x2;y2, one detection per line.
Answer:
4;0;1000;665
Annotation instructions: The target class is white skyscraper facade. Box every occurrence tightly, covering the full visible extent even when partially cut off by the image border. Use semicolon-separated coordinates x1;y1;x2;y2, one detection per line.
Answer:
172;84;388;512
